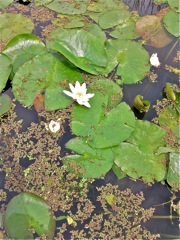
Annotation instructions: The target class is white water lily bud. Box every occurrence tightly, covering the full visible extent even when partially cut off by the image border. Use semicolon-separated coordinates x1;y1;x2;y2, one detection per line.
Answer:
45;119;61;133
150;53;160;67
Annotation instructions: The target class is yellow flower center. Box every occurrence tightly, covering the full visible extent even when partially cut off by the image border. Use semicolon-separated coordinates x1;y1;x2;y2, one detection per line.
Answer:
76;92;83;97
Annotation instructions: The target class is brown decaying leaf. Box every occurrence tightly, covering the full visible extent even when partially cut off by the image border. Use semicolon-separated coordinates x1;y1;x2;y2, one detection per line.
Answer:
33;93;44;112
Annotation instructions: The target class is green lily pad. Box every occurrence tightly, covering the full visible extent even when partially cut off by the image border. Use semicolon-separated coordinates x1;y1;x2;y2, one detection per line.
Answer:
0;94;12;115
136;14;174;48
163;10;180;37
0;0;13;9
50;29;107;75
4;192;56;239
71;79;123;137
158;106;179;141
167;153;180;189
85;24;106;43
109;18;140;39
98;9;131;29
34;0;52;6
168;0;179;10
3;34;47;79
87;0;127;13
52;14;85;29
114;120;167;182
12;52;82;110
0;53;12;92
0;13;34;43
96;39;150;83
64;137;114;178
45;0;88;15
87;102;135;148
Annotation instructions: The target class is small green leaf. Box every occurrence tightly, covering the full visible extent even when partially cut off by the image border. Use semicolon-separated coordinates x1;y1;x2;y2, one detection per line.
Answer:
0;94;12;116
0;0;13;10
165;83;176;102
98;9;131;29
0;13;34;43
4;193;56;239
167;153;180;189
163;10;180;37
0;53;12;92
64;137;114;178
45;0;88;15
134;95;150;112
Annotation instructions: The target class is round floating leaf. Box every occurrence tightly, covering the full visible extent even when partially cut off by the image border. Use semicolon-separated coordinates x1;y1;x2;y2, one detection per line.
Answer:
85;24;106;43
3;34;47;79
4;192;56;239
168;0;179;10
50;29;107;75
45;0;88;15
109;18;140;39
64;137;114;178
167;153;180;189
34;0;52;6
97;39;150;83
12;52;82;110
0;13;34;43
0;0;13;10
88;102;135;148
114;120;167;182
136;14;174;48
71;79;123;137
163;10;180;37
0;53;12;92
87;0;127;13
0;94;12;115
98;9;131;29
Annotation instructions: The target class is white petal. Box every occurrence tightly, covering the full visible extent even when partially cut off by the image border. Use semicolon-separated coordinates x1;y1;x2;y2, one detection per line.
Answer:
49;120;61;133
75;81;81;89
63;90;74;98
150;53;160;67
86;93;94;99
69;83;75;93
82;101;91;108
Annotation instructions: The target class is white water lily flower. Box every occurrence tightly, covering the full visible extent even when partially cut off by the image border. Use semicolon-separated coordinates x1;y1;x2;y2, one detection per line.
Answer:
63;81;94;108
150;53;160;67
45;119;61;133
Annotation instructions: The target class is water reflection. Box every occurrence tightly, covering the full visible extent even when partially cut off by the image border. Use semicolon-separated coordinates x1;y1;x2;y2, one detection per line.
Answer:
123;0;168;15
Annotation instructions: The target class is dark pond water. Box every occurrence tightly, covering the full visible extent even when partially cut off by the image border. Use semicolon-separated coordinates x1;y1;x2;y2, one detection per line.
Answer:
0;0;179;239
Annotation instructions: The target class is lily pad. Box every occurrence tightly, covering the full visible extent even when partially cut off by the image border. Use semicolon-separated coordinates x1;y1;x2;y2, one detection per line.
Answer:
4;192;56;239
87;102;135;148
0;13;34;43
98;9;131;29
0;94;12;115
12;52;82;110
136;14;174;48
3;34;47;79
163;10;180;37
64;137;114;178
0;53;12;92
167;153;180;189
50;29;107;75
109;18;140;39
71;79;123;137
87;0;127;13
114;120;167;182
168;0;179;10
0;0;13;9
45;0;88;15
96;39;150;83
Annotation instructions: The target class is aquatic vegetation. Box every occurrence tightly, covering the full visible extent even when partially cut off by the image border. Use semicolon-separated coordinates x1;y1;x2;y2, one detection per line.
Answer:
0;0;179;239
